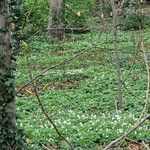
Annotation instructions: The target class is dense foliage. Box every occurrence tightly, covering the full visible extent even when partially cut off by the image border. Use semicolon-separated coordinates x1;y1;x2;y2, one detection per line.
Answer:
65;0;92;27
14;0;150;149
21;0;92;30
16;31;150;149
20;0;49;34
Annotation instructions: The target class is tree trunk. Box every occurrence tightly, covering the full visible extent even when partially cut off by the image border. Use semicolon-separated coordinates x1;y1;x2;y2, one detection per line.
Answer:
0;0;16;148
48;0;64;40
112;0;123;109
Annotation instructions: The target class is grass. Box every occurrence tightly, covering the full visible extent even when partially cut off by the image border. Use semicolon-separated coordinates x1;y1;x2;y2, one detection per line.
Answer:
16;28;150;149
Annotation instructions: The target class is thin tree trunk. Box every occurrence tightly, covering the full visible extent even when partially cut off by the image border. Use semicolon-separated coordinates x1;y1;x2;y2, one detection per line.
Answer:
112;0;123;109
48;0;64;40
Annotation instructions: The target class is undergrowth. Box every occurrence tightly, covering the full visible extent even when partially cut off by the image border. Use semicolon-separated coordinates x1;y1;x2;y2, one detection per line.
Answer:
16;29;150;149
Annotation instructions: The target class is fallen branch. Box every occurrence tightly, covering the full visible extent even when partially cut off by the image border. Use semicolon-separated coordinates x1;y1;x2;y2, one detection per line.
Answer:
25;51;75;150
47;27;90;34
17;45;112;94
103;114;150;150
32;84;74;149
17;50;86;93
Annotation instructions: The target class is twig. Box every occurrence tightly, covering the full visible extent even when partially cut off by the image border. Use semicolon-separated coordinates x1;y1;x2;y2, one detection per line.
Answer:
103;114;150;150
32;84;74;149
25;51;75;150
42;144;52;150
142;141;150;150
140;41;149;119
17;50;86;93
17;45;114;94
12;28;43;55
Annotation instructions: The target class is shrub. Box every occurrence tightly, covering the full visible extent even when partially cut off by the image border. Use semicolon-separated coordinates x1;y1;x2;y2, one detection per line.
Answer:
65;0;91;28
21;0;49;29
21;0;92;32
119;11;150;30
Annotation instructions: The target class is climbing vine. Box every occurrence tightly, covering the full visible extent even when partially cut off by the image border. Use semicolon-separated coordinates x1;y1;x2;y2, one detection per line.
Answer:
0;0;27;149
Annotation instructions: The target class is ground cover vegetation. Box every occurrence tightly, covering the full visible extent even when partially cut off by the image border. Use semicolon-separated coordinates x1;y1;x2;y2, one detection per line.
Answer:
1;0;150;149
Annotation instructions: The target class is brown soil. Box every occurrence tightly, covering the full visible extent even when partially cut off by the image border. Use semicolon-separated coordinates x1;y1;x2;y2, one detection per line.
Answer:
17;79;84;96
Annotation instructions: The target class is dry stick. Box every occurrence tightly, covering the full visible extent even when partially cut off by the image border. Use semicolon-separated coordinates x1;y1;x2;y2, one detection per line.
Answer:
142;141;150;150
140;29;149;105
103;114;150;150
17;45;108;94
140;22;150;128
17;50;86;93
42;144;52;150
25;52;75;150
30;72;74;150
42;145;52;150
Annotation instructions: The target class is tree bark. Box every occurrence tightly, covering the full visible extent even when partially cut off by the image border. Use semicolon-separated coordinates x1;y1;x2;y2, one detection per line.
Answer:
0;0;16;148
48;0;64;40
112;0;123;109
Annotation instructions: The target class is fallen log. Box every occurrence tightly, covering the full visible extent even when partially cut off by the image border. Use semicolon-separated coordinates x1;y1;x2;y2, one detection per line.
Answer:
47;27;90;34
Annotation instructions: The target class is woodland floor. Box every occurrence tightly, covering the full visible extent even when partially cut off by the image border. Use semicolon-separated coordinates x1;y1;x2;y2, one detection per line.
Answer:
16;28;150;149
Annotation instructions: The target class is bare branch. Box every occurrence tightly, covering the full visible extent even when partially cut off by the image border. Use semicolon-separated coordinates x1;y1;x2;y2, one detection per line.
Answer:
25;51;75;150
103;114;150;150
17;50;86;93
